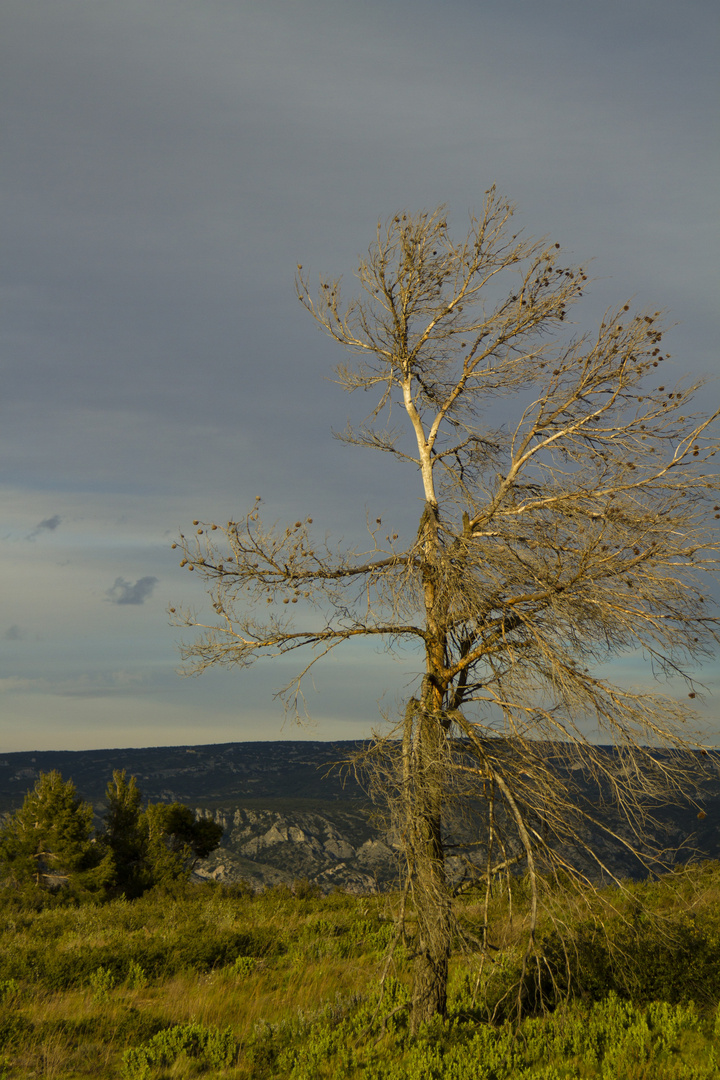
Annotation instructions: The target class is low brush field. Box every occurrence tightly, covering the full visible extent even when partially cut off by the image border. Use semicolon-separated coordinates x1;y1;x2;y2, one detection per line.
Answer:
1;863;719;1078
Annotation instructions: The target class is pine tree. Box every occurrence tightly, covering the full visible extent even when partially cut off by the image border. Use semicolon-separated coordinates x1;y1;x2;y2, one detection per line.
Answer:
0;771;113;897
101;772;224;895
102;770;148;898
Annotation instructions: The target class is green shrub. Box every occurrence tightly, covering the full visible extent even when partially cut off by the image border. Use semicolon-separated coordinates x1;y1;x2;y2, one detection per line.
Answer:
293;878;322;899
113;1008;166;1047
125;960;147;990
262;993;719;1079
121;1022;238;1078
88;965;115;1002
231;955;256;976
168;925;278;972
1;868;719;1077
527;911;720;1012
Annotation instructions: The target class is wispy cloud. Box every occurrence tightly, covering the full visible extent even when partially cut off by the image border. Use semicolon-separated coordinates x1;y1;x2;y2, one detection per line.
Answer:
26;514;61;541
0;670;155;697
5;625;23;641
106;576;158;605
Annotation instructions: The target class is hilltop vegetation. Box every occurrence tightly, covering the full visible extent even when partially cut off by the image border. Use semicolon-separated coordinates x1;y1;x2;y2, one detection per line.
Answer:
0;770;222;903
0;862;719;1077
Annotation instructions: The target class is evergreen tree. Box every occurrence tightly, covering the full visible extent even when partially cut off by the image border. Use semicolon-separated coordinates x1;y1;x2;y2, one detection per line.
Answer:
0;769;224;902
102;770;148;898
101;772;224;895
0;771;113;898
144;802;224;886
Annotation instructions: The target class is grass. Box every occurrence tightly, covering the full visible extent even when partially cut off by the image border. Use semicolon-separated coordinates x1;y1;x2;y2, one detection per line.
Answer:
0;865;719;1077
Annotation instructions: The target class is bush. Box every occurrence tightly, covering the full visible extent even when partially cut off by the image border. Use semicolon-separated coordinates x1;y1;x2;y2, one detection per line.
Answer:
292;878;322;899
121;1022;238;1079
527;910;720;1012
231;955;256;976
1;867;719;1077
88;965;115;1002
125;960;147;990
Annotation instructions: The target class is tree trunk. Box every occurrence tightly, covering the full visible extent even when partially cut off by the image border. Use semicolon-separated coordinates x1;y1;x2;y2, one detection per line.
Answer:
408;708;452;1032
411;819;451;1029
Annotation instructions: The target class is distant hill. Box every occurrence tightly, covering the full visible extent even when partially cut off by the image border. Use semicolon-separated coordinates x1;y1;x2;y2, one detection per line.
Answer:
0;741;365;811
1;741;718;894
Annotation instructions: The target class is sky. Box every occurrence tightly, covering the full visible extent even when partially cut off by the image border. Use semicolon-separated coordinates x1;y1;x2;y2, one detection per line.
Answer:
2;0;718;751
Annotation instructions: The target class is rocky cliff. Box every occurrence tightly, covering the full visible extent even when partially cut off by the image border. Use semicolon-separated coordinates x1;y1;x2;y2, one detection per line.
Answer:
192;803;399;892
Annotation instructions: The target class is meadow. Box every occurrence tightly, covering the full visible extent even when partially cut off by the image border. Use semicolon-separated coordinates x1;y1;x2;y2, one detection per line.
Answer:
1;862;719;1078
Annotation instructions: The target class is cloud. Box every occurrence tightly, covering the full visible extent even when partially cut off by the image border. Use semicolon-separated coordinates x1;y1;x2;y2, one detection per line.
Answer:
0;677;35;692
37;514;61;531
26;514;61;540
0;670;156;697
106;576;158;605
5;625;23;641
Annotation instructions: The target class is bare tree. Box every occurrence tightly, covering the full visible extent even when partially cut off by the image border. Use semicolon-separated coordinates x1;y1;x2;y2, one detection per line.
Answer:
172;188;719;1029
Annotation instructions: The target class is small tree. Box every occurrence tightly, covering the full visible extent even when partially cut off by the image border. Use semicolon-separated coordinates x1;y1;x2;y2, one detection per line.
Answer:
102;772;224;895
144;802;224;886
0;771;113;898
172;189;718;1027
102;770;148;898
